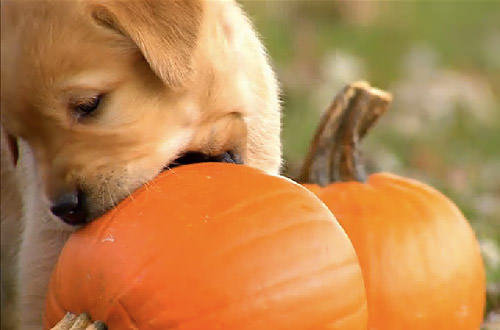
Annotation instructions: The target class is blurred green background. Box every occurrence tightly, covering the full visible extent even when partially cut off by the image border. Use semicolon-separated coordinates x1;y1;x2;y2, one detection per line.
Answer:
241;0;500;326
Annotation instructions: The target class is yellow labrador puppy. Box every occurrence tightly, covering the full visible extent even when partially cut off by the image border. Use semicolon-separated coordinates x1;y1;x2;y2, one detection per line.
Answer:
1;0;281;329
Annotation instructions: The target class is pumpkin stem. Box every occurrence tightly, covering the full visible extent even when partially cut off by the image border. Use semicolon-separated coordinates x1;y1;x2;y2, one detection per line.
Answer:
298;81;392;185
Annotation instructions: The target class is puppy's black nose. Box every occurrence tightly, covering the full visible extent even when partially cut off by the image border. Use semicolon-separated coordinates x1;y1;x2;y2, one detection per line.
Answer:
50;190;87;226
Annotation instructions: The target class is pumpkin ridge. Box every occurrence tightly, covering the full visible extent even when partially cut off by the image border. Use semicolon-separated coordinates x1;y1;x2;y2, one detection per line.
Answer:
55;246;162;327
203;188;316;225
210;213;339;260
174;262;363;328
103;252;196;329
116;298;140;330
99;253;161;325
372;175;469;229
369;174;440;200
215;218;345;263
376;174;478;227
369;172;444;195
318;297;368;329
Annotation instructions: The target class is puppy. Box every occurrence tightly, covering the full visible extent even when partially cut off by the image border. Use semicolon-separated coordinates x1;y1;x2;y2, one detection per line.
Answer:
1;0;281;329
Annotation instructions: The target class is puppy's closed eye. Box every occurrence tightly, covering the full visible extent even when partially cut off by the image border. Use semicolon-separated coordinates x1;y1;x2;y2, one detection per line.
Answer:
70;94;103;120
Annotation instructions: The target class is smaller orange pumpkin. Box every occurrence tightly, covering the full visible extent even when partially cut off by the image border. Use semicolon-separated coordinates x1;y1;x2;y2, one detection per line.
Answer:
44;163;368;330
299;82;486;330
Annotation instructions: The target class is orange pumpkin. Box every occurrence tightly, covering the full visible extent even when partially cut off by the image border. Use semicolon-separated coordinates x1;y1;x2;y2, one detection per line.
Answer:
44;163;367;330
300;82;486;330
305;175;486;330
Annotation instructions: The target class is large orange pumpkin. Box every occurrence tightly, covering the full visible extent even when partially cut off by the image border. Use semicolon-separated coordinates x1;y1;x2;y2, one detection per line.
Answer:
44;163;367;330
300;82;486;330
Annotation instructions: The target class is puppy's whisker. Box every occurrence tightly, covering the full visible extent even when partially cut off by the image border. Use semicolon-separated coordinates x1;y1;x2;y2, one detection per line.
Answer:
126;186;135;201
123;184;136;207
104;181;117;209
142;179;154;193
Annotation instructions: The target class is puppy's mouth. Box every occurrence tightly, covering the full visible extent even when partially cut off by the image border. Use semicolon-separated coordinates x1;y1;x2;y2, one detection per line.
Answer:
163;151;242;172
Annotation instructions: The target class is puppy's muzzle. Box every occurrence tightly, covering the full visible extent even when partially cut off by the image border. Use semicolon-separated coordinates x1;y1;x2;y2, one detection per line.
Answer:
50;190;88;226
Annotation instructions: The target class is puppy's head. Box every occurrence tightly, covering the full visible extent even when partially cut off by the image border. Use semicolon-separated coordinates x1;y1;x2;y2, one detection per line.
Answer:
1;0;281;225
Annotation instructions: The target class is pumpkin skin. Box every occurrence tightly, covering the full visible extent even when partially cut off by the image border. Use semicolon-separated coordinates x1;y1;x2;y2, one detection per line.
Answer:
44;163;367;330
305;172;486;330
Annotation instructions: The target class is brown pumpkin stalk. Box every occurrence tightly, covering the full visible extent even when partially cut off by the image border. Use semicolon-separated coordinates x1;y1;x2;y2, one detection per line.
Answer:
297;81;392;185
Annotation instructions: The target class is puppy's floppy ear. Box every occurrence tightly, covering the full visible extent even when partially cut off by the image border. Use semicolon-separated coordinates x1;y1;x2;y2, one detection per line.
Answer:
87;0;202;88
